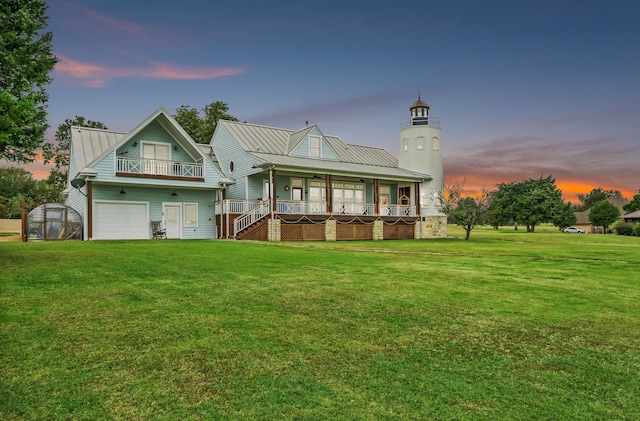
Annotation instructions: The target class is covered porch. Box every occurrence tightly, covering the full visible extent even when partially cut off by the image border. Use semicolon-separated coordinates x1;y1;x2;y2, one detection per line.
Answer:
216;167;441;240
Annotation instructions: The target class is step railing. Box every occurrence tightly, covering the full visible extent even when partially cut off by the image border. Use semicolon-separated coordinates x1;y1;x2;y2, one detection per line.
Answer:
233;200;271;237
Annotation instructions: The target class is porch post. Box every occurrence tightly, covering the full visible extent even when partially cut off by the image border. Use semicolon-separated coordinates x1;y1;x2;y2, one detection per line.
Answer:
271;168;277;213
270;168;276;241
222;187;227;239
414;182;421;215
415;181;422;238
87;180;93;240
374;179;380;216
326;174;332;214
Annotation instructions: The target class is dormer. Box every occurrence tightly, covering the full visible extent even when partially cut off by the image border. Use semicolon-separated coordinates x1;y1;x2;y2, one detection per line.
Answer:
287;125;338;160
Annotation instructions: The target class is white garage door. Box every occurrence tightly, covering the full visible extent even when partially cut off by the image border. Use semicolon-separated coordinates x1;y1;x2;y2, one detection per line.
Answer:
94;201;149;240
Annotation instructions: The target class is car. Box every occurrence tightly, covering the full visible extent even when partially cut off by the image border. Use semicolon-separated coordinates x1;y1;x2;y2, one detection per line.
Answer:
563;227;585;233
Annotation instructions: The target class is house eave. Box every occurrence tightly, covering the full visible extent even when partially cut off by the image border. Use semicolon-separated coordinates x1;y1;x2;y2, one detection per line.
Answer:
253;162;429;183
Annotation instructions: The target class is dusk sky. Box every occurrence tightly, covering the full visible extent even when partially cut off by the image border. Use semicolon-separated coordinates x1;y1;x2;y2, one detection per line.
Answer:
13;0;640;202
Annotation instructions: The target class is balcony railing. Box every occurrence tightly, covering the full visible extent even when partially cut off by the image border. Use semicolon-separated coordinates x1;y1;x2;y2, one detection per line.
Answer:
116;157;204;179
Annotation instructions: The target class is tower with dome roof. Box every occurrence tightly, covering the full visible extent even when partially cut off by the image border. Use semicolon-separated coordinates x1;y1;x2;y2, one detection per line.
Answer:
398;96;444;220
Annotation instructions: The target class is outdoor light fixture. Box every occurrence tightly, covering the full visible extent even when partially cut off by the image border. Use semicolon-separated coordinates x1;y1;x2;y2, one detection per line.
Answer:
174;145;178;151
171;190;178;196
120;188;127;195
313;174;321;179
133;141;138;147
359;178;365;183
284;186;289;191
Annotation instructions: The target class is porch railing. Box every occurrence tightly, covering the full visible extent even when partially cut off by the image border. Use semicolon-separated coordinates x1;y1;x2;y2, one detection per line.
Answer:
116;157;203;179
275;200;415;217
381;204;417;217
222;199;262;215
233;200;271;236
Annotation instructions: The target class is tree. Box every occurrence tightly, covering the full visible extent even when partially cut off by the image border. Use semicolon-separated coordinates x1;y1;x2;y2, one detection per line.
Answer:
0;0;57;162
442;179;489;240
0;165;57;217
623;189;640;213
43;116;108;193
552;201;577;230
575;188;624;211
172;101;238;144
489;176;568;232
589;200;620;233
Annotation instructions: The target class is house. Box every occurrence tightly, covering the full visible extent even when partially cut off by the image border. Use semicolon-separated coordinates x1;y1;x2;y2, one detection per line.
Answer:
211;97;448;241
623;209;640;224
574;197;629;233
64;108;230;240
65;98;448;241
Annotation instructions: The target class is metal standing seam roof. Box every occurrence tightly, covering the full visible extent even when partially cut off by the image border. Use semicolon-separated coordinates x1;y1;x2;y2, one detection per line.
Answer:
248;152;430;180
221;121;291;155
70;126;127;173
219;120;408;169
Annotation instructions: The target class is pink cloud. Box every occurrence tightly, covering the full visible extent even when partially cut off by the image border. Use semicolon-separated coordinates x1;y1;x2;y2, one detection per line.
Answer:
54;55;246;87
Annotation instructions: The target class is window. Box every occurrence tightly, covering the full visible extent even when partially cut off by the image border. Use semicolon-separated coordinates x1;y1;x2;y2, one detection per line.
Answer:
402;138;408;151
433;137;440;151
417;136;425;150
309;181;326;201
228;160;234;174
184;203;198;227
142;142;170;175
309;136;321;157
332;182;365;213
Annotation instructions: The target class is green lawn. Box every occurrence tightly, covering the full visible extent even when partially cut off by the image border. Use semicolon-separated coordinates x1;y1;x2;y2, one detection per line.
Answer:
1;226;639;419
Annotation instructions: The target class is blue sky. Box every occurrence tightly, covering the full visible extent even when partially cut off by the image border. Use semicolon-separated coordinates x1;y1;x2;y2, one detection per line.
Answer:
22;0;640;200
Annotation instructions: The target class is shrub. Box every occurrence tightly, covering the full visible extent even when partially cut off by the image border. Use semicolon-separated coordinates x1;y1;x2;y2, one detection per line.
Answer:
615;223;635;236
634;223;640;237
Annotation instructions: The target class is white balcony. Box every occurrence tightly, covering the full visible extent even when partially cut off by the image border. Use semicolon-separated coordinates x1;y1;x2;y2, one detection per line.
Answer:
116;157;204;180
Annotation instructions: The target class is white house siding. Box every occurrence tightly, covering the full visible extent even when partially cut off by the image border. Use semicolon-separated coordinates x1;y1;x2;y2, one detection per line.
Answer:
91;184;217;239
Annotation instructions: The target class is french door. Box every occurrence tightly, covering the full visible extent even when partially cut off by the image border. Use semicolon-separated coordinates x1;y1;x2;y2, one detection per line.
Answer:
143;143;170;175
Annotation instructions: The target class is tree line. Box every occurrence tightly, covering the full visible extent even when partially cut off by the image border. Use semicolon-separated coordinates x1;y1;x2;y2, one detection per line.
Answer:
444;180;640;240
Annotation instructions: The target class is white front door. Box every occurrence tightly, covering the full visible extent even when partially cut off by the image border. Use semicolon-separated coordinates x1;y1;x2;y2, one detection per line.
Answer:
163;203;181;239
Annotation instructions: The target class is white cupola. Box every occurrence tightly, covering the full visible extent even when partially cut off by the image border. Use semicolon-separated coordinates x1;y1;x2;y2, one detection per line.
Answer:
409;96;430;126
